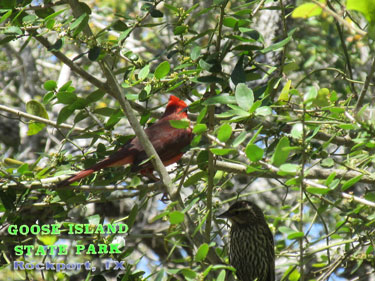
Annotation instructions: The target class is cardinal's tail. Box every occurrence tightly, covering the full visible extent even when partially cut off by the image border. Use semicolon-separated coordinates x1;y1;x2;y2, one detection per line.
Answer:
56;168;97;187
56;153;134;187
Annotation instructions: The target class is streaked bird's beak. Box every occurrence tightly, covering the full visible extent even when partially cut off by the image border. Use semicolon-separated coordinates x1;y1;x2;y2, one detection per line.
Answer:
217;210;230;218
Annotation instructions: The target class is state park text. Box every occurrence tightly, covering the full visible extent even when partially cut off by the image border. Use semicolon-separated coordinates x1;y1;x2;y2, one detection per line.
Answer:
8;223;128;257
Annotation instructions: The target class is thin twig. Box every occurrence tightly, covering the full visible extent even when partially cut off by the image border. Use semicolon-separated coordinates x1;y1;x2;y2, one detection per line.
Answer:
298;102;307;280
311;0;367;36
355;57;375;112
326;0;357;96
0;104;88;132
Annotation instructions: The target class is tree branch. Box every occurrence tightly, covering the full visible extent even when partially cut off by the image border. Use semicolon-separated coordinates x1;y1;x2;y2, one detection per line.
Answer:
0;104;88;132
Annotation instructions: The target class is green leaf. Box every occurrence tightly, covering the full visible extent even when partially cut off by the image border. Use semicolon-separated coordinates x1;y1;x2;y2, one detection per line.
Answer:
261;35;292;53
202;94;236;105
210;148;236;155
191;45;201;60
38;235;58;246
283;267;301;281
304;86;318;103
364;192;375;202
325;172;336;186
279;226;296;235
43;92;54;104
26;100;49;120
150;8;163;18
169;211;184;224
195;243;209;262
249;100;261;114
105;109;123;129
0;10;12;24
0;189;16;210
48;38;63;51
85;89;105;104
342;175;363;191
126;204;138;229
233;44;263;51
291;123;304;139
181;268;196;278
235;83;254;111
112;20;128;31
233;131;247;147
88;46;101;61
223;17;238;28
88;214;100;225
94;107;117;116
4;26;22;35
217;124;232;142
245;143;263;162
186;3;199;13
217;270;226;281
312;88;331;107
26;100;49;135
141;3;153;11
56;91;77;104
43;80;57;91
231;56;246;85
347;0;375;23
321;158;334;168
184;171;207;187
227;34;257;43
199;59;217;71
118;28;132;44
292;3;322;18
43;8;68;21
154;269;165;281
138;64;150;80
70;13;89;37
196;76;224;83
169;119;190;129
27;123;45;136
271;136;290;167
193;124;207;134
248;125;263;145
196;106;207;123
306;186;330;195
255;106;272;116
22;14;37;25
57;106;74;124
287;231;304;240
17;163;30;175
279;80;291;102
279;163;299;175
174;25;187;35
0;36;15;45
154;61;170;79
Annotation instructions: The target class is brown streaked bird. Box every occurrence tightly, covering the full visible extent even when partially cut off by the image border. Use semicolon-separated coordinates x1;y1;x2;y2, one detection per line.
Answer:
57;95;192;187
218;200;275;281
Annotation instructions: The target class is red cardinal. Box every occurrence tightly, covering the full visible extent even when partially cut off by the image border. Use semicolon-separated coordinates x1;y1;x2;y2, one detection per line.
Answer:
57;95;192;186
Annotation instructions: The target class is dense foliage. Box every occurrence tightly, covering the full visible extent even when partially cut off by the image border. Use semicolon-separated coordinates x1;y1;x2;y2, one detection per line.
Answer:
1;0;375;280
